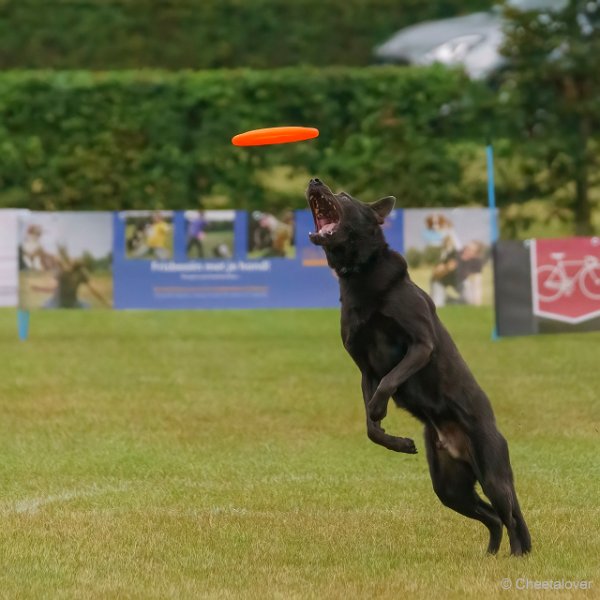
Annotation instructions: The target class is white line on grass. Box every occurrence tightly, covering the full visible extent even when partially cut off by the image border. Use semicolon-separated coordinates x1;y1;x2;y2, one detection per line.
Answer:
11;482;131;515
5;474;423;516
7;482;600;518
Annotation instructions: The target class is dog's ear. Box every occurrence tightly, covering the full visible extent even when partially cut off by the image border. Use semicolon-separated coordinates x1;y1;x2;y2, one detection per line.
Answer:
371;196;396;224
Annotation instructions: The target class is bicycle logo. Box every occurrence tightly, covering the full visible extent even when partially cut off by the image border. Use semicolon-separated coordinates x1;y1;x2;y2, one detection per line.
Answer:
536;252;600;303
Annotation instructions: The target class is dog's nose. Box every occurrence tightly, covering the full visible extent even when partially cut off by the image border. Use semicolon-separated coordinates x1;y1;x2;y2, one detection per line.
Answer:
310;178;322;185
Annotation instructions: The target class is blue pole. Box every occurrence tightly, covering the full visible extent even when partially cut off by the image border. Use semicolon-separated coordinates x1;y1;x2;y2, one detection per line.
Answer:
486;144;499;341
486;145;499;244
17;309;30;341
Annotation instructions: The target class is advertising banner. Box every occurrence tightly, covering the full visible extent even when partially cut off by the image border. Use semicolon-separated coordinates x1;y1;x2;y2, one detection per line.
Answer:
403;208;493;307
532;237;600;324
111;209;406;310
495;237;600;336
18;212;113;309
0;210;20;307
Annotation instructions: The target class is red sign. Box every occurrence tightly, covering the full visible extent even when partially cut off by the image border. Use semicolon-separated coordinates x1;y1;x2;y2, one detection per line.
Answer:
532;237;600;323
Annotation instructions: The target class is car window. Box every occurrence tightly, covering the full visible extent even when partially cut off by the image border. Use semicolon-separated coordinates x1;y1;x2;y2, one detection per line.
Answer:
505;0;568;11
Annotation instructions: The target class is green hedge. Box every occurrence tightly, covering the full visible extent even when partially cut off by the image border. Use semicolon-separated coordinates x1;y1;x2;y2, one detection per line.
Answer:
0;68;486;211
0;0;493;69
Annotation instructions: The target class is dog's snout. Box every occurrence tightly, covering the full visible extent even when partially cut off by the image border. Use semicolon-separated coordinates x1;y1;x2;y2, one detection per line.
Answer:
310;178;322;185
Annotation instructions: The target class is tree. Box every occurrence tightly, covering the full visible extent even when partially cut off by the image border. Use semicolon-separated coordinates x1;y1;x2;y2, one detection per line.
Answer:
499;0;600;234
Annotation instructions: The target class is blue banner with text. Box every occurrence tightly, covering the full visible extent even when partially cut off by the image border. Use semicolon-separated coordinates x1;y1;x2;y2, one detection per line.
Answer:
112;208;405;310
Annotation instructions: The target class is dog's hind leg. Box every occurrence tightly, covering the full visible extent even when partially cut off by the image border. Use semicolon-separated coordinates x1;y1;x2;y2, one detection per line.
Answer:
471;430;531;556
511;496;531;554
424;423;503;554
361;374;417;454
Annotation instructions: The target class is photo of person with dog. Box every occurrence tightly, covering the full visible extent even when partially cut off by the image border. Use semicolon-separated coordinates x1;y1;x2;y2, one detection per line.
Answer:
247;210;295;259
18;213;113;309
184;210;235;259
125;211;173;260
403;209;491;307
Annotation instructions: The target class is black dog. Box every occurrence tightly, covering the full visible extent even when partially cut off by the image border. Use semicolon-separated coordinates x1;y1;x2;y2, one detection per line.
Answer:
306;178;531;556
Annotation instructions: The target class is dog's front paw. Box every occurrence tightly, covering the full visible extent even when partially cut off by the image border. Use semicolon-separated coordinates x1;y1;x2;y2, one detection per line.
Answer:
390;437;417;454
403;438;418;454
368;400;387;423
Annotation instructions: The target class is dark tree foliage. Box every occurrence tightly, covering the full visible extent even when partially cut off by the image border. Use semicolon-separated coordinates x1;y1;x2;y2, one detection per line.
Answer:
500;0;600;234
0;0;492;69
0;68;484;212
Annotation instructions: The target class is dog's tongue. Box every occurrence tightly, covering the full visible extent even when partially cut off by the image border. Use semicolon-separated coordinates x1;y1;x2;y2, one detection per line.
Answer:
320;222;336;234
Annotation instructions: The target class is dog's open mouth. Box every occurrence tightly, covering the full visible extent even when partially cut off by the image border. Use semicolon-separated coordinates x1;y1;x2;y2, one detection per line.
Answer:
309;193;340;237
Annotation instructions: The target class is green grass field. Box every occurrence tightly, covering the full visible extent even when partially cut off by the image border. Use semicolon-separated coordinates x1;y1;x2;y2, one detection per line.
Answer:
0;308;598;599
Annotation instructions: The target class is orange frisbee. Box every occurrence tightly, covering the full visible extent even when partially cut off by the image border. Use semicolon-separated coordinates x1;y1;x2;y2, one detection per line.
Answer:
232;126;319;147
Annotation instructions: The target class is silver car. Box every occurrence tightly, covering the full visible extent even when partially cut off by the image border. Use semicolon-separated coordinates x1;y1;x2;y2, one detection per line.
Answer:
374;0;569;79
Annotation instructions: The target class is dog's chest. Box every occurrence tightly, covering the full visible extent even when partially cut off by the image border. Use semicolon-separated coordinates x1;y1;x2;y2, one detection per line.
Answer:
342;308;409;377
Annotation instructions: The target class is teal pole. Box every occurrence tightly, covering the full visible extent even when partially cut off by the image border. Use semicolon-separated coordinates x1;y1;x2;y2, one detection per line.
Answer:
486;144;499;341
18;309;29;341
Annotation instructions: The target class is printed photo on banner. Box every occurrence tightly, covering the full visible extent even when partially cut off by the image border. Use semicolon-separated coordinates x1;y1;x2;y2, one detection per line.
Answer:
247;210;295;259
125;211;173;260
185;210;235;260
18;212;113;309
403;208;492;307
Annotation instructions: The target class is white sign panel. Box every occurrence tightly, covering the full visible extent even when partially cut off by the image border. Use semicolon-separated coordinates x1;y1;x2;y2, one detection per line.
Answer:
0;210;20;307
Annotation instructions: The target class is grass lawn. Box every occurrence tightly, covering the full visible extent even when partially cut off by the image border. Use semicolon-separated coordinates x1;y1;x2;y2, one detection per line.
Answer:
0;307;598;599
